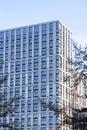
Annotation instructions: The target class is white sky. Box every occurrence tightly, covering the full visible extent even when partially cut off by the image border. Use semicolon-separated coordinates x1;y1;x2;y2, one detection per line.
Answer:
0;0;87;45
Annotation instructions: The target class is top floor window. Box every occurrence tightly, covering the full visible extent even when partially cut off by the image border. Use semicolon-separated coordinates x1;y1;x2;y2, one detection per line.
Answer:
6;31;9;41
11;30;15;40
29;27;32;37
23;28;26;38
49;23;53;32
42;24;47;34
0;32;4;42
16;29;21;39
34;26;39;36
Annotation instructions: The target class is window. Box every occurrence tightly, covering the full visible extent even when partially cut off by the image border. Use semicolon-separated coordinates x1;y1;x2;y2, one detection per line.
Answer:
28;59;32;71
15;87;20;98
0;32;4;42
15;101;20;113
56;22;59;32
34;49;39;57
4;62;8;73
22;39;26;58
49;70;53;82
33;85;38;97
42;24;47;34
49;40;53;55
33;71;39;84
5;42;9;61
16;29;21;39
41;57;47;69
56;69;62;81
21;114;25;127
16;39;21;46
22;86;26;99
22;60;26;72
33;99;38;111
42;41;47;56
29;26;32;37
14;114;20;127
28;43;32;57
49;127;53;130
16;46;21;52
33;58;39;70
27;100;31;112
16;51;21;59
10;88;14;99
49;33;53;41
28;72;32;84
10;61;14;73
6;31;9;41
11;46;14;53
41;98;46;111
49;112;53;125
33;127;38;130
34;26;39;36
49;23;53;32
56;83;62;96
23;27;26;38
28;86;31;98
16;41;21;59
11;30;15;40
33;113;38;126
21;100;26;113
4;88;8;100
41;127;46;130
41;112;46;125
10;74;14;86
34;42;39;57
15;74;20;85
42;35;47;42
49;84;53;96
41;84;46;97
15;60;20;72
34;37;39;43
41;70;47;83
27;114;31;126
49;56;53;68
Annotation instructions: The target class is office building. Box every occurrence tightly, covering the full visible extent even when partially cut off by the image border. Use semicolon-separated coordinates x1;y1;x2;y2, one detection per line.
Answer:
0;20;85;130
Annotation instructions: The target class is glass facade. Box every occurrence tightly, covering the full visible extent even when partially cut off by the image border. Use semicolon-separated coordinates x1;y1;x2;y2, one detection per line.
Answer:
0;21;73;130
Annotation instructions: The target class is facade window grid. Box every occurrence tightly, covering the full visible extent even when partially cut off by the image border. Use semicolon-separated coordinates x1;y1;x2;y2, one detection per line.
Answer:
0;21;72;130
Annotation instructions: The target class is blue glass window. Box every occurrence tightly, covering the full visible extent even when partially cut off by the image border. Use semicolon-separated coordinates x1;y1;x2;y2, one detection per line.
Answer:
23;27;26;38
0;32;4;42
42;24;47;33
29;26;32;37
16;29;21;39
41;70;47;83
34;26;39;36
49;23;53;33
41;84;46;97
11;30;15;40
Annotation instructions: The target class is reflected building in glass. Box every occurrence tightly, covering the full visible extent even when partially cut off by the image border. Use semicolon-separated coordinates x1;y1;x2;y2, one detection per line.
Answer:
0;20;81;130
